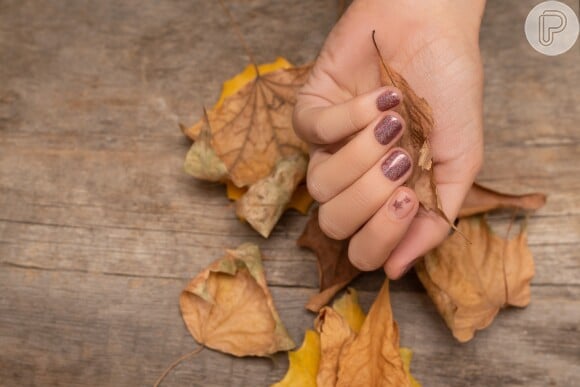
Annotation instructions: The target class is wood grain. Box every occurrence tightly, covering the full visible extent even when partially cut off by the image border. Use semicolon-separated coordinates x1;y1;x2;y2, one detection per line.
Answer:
1;0;578;386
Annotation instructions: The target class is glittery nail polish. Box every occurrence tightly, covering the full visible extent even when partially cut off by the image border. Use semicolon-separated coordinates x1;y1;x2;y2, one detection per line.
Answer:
374;115;402;145
376;90;400;111
381;150;411;181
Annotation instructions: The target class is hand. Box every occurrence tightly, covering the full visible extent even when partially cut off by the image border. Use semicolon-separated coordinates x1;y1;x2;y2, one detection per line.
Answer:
294;0;486;278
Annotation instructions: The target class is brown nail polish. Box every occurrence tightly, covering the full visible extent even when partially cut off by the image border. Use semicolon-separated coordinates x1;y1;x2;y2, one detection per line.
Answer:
390;191;413;219
381;150;411;181
376;91;400;111
374;115;402;145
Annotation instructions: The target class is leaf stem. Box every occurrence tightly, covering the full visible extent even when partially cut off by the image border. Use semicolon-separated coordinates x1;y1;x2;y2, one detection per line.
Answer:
153;346;204;387
218;0;260;76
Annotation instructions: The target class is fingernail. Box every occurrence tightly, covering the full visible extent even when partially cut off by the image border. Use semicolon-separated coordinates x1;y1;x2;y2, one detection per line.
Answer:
389;190;413;219
376;90;400;111
374;115;402;145
381;150;411;181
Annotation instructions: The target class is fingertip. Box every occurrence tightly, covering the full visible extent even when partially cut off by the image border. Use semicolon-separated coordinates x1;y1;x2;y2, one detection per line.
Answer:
376;86;403;112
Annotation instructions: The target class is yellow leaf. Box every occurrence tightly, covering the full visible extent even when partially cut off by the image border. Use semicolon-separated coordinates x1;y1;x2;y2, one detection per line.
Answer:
271;330;320;387
416;216;535;342
332;288;365;334
179;243;295;357
400;348;422;387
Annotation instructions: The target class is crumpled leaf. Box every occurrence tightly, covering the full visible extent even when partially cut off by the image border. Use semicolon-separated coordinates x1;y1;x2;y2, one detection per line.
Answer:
183;58;314;237
236;153;307;237
179;243;295;356
315;307;355;387
271;330;320;387
297;207;361;312
335;281;411;387
374;34;444;222
415;216;535;342
227;181;314;215
183;115;228;182
460;182;547;217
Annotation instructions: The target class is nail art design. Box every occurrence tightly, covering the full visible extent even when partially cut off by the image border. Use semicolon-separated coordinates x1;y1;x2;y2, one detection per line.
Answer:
376;90;400;111
381;150;411;181
374;115;402;145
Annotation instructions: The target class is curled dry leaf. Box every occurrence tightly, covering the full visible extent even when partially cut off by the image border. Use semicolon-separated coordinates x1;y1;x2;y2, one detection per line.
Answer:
415;216;535;342
373;33;446;222
315;307;355;387
335;281;411;387
460;182;547;217
236;153;307;238
179;243;295;356
183;58;314;237
297;207;361;312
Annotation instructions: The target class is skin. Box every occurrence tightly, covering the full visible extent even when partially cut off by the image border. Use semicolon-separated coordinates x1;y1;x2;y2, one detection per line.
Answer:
293;0;487;278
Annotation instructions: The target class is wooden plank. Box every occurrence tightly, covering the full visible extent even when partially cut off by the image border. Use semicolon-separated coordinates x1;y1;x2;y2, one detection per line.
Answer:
1;0;579;386
0;267;578;387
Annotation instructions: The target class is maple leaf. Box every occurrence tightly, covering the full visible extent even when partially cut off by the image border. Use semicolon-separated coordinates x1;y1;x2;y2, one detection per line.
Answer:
415;216;535;342
179;243;295;356
183;58;314;237
297;207;361;312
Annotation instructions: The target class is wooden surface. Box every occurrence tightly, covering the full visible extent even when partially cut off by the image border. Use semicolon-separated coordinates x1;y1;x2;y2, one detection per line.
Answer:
1;1;579;386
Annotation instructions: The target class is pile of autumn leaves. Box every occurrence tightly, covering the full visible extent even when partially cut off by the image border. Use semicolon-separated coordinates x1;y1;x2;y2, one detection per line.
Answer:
175;56;546;386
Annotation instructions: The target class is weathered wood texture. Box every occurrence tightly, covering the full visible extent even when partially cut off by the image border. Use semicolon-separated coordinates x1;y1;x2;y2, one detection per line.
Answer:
0;0;578;386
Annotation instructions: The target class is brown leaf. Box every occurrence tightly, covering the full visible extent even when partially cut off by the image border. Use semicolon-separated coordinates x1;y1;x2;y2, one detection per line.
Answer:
315;307;356;387
236;153;307;237
415;216;535;342
182;59;314;237
208;64;311;187
297;207;361;311
460;182;547;217
373;33;447;222
179;243;295;356
336;280;411;387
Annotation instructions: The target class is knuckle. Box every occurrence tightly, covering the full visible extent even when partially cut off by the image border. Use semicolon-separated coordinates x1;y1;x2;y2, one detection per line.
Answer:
318;206;348;240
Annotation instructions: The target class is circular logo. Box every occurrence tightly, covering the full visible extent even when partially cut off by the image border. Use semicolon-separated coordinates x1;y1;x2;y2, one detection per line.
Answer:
525;1;579;56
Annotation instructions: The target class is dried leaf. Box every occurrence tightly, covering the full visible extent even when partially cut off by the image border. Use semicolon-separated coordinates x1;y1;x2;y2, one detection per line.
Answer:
271;330;321;387
236;154;307;237
227;180;314;215
297;208;361;311
179;243;295;356
183;117;228;182
183;58;314;237
400;348;422;387
208;59;310;187
460;182;547;217
374;33;448;222
315;307;356;387
415;216;535;342
335;281;412;387
332;288;365;334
